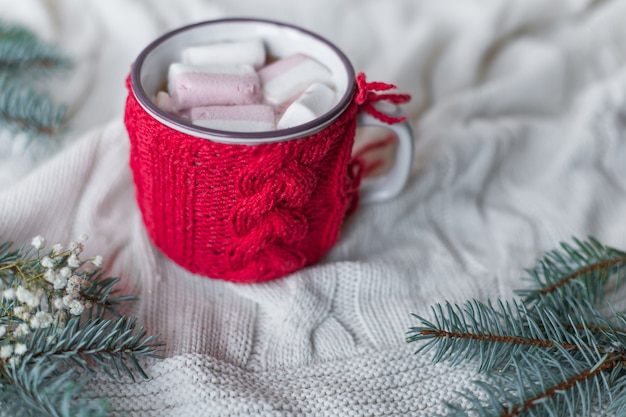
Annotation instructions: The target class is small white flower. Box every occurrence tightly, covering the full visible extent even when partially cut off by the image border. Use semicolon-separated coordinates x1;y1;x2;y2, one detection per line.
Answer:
62;294;74;307
68;300;84;316
53;297;64;309
2;288;15;300
91;255;103;268
59;267;71;278
66;275;84;295
79;234;88;242
69;242;83;255
44;269;57;283
0;345;13;359
8;356;20;366
14;323;30;337
26;295;40;309
16;286;34;305
67;253;80;268
53;276;67;290
41;256;55;269
0;325;6;338
13;343;27;356
52;243;64;255
13;306;31;321
31;235;46;250
34;312;53;329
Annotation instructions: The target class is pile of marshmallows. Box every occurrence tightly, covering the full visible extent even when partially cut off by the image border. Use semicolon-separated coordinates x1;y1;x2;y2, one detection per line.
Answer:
154;39;338;132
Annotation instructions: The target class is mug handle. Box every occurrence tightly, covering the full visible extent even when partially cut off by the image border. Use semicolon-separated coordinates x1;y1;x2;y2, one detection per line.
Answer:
355;106;414;204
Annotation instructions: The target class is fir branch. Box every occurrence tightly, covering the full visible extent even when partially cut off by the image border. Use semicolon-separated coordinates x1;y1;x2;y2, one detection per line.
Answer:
0;73;66;136
0;235;164;416
2;358;109;417
79;271;137;319
0;20;70;139
407;237;626;416
407;299;596;372
0;21;70;75
518;237;626;307
27;316;163;382
444;348;623;417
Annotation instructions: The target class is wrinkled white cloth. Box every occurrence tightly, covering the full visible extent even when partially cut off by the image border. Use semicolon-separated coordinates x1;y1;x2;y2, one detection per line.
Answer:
2;0;626;415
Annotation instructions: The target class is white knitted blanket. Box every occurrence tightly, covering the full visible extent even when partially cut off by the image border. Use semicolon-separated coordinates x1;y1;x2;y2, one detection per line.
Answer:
2;0;626;415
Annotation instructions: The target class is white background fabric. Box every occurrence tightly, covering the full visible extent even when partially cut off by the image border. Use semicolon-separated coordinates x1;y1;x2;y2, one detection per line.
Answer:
2;0;626;415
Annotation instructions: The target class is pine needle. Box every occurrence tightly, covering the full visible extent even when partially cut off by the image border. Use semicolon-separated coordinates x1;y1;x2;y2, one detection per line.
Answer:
408;237;626;416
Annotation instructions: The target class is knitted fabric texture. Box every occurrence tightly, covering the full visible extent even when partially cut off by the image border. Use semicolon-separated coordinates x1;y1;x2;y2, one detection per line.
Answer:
124;81;361;283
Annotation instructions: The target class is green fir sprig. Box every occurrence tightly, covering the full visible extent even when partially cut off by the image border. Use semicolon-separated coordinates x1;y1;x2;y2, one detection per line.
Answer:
0;20;70;137
407;237;626;417
0;235;164;417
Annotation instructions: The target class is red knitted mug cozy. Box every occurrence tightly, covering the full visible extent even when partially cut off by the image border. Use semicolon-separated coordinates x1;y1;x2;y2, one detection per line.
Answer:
124;73;409;283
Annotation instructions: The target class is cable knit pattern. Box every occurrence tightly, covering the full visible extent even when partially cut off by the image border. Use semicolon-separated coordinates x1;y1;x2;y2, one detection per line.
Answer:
124;79;359;283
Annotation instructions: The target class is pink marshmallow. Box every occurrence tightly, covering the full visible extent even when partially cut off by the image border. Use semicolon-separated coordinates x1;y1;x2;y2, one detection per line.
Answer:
190;104;275;132
258;54;333;106
277;83;336;129
168;63;262;111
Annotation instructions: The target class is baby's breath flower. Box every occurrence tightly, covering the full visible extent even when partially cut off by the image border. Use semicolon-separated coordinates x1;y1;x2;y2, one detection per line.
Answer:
14;343;27;356
53;276;67;290
52;243;64;255
67;253;80;268
45;268;57;283
13;306;31;321
67;300;84;316
0;325;6;338
53;297;64;309
41;256;54;269
66;275;84;295
26;296;40;309
3;288;15;300
14;323;30;337
59;267;71;279
0;344;13;359
31;235;46;250
8;356;20;366
16;286;34;305
91;255;103;267
34;311;53;329
69;242;83;255
62;294;74;307
79;234;88;242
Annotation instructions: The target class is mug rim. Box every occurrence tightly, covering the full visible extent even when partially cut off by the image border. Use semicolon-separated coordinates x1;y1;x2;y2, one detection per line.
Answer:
130;17;357;144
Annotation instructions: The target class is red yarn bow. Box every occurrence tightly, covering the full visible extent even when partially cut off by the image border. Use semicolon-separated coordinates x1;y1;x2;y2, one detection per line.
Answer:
355;72;411;124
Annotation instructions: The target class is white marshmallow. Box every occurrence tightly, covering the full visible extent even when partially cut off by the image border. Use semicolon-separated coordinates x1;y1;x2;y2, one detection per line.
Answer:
181;39;266;69
277;83;336;129
258;54;333;106
190;104;275;132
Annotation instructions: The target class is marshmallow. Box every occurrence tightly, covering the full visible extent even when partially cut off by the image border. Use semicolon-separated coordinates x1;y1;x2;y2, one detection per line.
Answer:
277;83;336;129
154;91;176;114
168;63;261;111
182;39;266;69
190;104;275;132
258;54;333;106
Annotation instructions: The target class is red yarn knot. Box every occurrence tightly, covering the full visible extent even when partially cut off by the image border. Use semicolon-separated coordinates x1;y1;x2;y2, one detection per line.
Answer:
355;72;411;124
